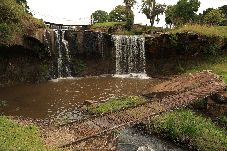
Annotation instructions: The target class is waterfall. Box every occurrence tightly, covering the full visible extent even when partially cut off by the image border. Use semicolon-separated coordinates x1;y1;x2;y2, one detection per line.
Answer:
112;35;147;78
52;30;72;79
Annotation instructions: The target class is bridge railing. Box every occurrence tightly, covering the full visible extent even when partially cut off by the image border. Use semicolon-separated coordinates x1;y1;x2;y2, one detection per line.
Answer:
44;21;91;30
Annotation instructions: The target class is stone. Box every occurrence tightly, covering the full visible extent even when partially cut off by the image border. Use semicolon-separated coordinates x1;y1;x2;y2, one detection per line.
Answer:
210;91;227;104
84;100;97;106
207;97;227;116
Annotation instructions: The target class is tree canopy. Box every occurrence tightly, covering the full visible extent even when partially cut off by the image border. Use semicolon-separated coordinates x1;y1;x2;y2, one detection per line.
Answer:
109;5;128;22
16;0;30;13
165;0;200;26
123;0;136;30
203;9;225;25
165;5;175;28
219;5;227;18
92;10;108;24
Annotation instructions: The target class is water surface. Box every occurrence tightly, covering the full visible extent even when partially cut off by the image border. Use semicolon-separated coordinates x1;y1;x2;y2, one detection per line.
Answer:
0;75;159;121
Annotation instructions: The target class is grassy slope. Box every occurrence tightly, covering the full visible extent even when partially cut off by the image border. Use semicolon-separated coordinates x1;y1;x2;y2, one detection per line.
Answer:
147;109;227;151
170;24;227;38
184;56;227;83
0;116;60;151
170;25;227;83
91;22;126;28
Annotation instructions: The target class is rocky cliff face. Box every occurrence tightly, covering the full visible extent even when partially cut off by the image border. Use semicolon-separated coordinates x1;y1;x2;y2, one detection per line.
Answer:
43;29;115;79
1;29;227;87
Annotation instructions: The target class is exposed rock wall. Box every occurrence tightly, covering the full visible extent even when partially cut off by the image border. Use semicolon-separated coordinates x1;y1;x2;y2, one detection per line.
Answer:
45;30;115;78
208;91;227;116
1;30;227;86
0;45;50;87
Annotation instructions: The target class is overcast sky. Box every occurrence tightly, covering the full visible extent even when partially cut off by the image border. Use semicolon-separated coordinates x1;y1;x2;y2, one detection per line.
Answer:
27;0;227;26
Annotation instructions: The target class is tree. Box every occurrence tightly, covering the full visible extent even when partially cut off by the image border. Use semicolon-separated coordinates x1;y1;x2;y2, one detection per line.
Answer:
109;5;128;22
203;9;224;25
141;0;166;26
164;0;200;26
0;0;23;23
16;0;30;13
165;5;175;28
123;0;136;30
219;5;227;18
92;10;108;24
174;0;200;25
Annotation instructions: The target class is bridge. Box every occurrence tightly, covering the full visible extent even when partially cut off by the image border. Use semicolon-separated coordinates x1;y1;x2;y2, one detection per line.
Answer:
43;71;225;148
44;21;91;30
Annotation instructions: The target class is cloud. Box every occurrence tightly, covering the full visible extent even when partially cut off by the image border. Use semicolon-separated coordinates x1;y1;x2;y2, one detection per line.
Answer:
27;0;227;26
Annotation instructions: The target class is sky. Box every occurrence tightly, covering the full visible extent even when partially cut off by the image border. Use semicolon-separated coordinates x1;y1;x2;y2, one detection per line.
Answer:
27;0;227;26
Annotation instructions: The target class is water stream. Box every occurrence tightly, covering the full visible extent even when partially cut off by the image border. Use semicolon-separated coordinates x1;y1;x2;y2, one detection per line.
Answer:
118;128;188;151
51;29;73;79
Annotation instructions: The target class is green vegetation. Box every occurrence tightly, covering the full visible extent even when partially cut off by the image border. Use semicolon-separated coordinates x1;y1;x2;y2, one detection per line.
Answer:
165;0;200;26
91;22;126;28
85;96;146;114
91;10;109;24
141;0;166;26
109;5;128;22
189;99;207;110
123;0;136;30
219;116;227;129
0;116;60;151
0;0;45;44
185;55;227;83
170;24;227;38
147;109;227;151
203;9;225;25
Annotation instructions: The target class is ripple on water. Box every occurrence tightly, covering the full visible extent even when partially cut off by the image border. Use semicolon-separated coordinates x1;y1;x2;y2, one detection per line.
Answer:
0;75;160;122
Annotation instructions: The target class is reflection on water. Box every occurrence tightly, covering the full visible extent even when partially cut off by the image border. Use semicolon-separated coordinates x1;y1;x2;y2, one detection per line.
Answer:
0;75;159;121
118;128;188;151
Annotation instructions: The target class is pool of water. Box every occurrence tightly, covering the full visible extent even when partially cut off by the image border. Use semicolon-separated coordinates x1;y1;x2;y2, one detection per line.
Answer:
0;75;160;121
118;127;188;151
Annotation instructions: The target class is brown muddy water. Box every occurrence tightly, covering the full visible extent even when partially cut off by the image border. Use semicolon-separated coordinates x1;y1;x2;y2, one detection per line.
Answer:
0;75;160;122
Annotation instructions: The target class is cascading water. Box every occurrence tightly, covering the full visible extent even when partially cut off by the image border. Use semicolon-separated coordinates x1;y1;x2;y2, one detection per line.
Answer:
52;30;73;79
112;35;148;78
62;30;72;77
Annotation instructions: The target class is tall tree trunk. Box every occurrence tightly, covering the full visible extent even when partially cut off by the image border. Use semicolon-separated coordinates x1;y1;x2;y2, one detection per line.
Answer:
150;15;156;26
150;0;156;26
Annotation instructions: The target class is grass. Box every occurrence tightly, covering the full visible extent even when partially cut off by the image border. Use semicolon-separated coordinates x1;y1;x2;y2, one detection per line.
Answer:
0;116;60;151
185;55;227;83
113;30;137;35
147;109;227;151
219;116;227;129
170;24;227;38
85;96;146;114
91;22;126;28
